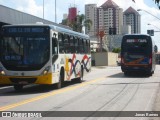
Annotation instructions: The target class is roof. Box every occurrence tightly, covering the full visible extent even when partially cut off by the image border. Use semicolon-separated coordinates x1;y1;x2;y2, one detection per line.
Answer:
124;34;150;36
124;6;140;15
0;5;70;29
100;0;119;8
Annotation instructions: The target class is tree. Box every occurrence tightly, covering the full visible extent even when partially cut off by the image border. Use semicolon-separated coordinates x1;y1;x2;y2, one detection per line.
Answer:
132;0;160;9
153;0;160;4
84;19;92;34
112;48;121;53
153;0;160;9
61;14;92;33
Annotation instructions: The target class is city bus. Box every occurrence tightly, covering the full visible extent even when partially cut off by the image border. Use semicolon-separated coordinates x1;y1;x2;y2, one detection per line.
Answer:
0;24;91;91
121;34;156;76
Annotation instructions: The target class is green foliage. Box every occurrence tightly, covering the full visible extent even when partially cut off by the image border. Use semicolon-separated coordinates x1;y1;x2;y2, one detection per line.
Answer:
112;48;121;53
61;14;92;33
153;0;160;9
132;0;160;9
154;0;160;4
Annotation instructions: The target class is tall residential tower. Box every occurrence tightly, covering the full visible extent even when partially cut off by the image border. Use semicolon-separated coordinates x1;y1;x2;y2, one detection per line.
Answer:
123;6;141;34
97;0;123;35
85;4;97;37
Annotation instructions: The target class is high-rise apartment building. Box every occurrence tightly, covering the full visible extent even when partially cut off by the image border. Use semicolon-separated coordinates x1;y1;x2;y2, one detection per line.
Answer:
123;6;141;34
85;4;97;36
84;0;141;50
97;0;123;35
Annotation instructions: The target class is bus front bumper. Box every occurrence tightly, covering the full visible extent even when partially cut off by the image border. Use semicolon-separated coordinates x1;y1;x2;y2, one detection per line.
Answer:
121;65;152;73
0;73;53;85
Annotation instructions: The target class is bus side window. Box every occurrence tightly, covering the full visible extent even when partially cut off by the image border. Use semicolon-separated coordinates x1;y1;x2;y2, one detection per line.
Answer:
86;39;89;54
70;36;75;53
86;40;91;53
52;33;58;54
58;33;64;53
77;38;80;53
79;38;84;53
75;37;78;53
64;34;70;53
82;39;85;53
83;39;86;53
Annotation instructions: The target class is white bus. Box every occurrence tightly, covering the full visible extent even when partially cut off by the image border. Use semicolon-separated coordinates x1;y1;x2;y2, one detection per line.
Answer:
0;24;91;91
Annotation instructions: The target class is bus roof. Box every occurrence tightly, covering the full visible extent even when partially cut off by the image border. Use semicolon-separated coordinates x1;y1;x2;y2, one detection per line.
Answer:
123;34;151;37
2;24;90;40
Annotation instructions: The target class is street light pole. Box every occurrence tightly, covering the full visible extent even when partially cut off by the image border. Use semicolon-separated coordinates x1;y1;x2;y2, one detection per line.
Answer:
137;9;160;21
43;0;44;19
55;0;57;23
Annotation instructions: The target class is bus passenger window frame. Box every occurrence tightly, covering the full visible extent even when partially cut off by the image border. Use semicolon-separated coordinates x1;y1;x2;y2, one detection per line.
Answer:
58;33;65;53
63;34;70;53
74;37;78;53
52;33;58;55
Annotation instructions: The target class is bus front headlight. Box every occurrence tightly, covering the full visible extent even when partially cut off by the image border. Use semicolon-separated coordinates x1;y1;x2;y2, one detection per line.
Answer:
42;66;51;75
0;70;5;75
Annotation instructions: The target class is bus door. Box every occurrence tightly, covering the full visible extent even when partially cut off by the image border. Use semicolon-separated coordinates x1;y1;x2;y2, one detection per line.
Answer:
51;32;59;82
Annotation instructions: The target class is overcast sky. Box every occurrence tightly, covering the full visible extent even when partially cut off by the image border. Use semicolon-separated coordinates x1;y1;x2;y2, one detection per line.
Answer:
0;0;160;50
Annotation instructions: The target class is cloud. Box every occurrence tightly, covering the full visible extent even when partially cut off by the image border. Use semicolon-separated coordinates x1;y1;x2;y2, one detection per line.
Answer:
16;0;43;18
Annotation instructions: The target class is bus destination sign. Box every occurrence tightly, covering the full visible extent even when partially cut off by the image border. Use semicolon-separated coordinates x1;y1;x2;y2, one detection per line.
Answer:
4;27;48;34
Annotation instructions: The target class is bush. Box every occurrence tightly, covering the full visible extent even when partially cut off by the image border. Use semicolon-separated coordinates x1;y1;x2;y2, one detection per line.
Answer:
112;48;121;53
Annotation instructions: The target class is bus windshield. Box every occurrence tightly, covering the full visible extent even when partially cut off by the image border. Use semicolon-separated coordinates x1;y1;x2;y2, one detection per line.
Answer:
0;34;50;71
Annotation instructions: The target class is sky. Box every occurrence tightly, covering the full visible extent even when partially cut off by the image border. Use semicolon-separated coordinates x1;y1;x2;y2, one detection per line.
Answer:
0;0;160;50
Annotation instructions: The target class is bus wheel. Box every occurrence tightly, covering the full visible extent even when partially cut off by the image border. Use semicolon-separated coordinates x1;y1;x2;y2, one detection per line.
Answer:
56;70;64;89
77;66;84;83
147;71;153;76
14;85;23;91
124;72;129;76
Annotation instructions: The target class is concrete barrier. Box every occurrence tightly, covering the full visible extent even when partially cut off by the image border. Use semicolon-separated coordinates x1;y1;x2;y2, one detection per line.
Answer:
91;52;118;66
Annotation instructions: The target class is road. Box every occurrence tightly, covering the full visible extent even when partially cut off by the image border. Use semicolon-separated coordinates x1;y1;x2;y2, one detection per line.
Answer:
0;65;160;120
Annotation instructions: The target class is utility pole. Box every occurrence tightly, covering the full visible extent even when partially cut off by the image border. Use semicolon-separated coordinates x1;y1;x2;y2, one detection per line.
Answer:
43;0;44;19
55;0;57;23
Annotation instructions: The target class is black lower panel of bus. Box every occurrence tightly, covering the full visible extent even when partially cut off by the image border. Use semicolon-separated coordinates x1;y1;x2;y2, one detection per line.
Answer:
121;65;152;73
10;78;37;84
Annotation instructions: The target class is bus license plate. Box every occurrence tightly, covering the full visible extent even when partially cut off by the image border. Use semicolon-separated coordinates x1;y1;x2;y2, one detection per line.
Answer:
133;67;139;69
19;81;28;84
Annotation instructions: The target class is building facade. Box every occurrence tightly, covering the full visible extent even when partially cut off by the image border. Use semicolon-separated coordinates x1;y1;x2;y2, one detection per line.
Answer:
123;6;141;34
85;0;124;51
97;0;123;35
85;4;97;37
68;7;77;23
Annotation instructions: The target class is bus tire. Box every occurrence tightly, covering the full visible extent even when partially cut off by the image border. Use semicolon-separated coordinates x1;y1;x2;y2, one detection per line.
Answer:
14;85;23;91
77;66;84;83
124;72;129;76
56;69;64;89
148;71;153;76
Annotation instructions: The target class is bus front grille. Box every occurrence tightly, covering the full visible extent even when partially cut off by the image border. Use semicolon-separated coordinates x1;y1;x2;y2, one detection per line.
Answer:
10;78;37;84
